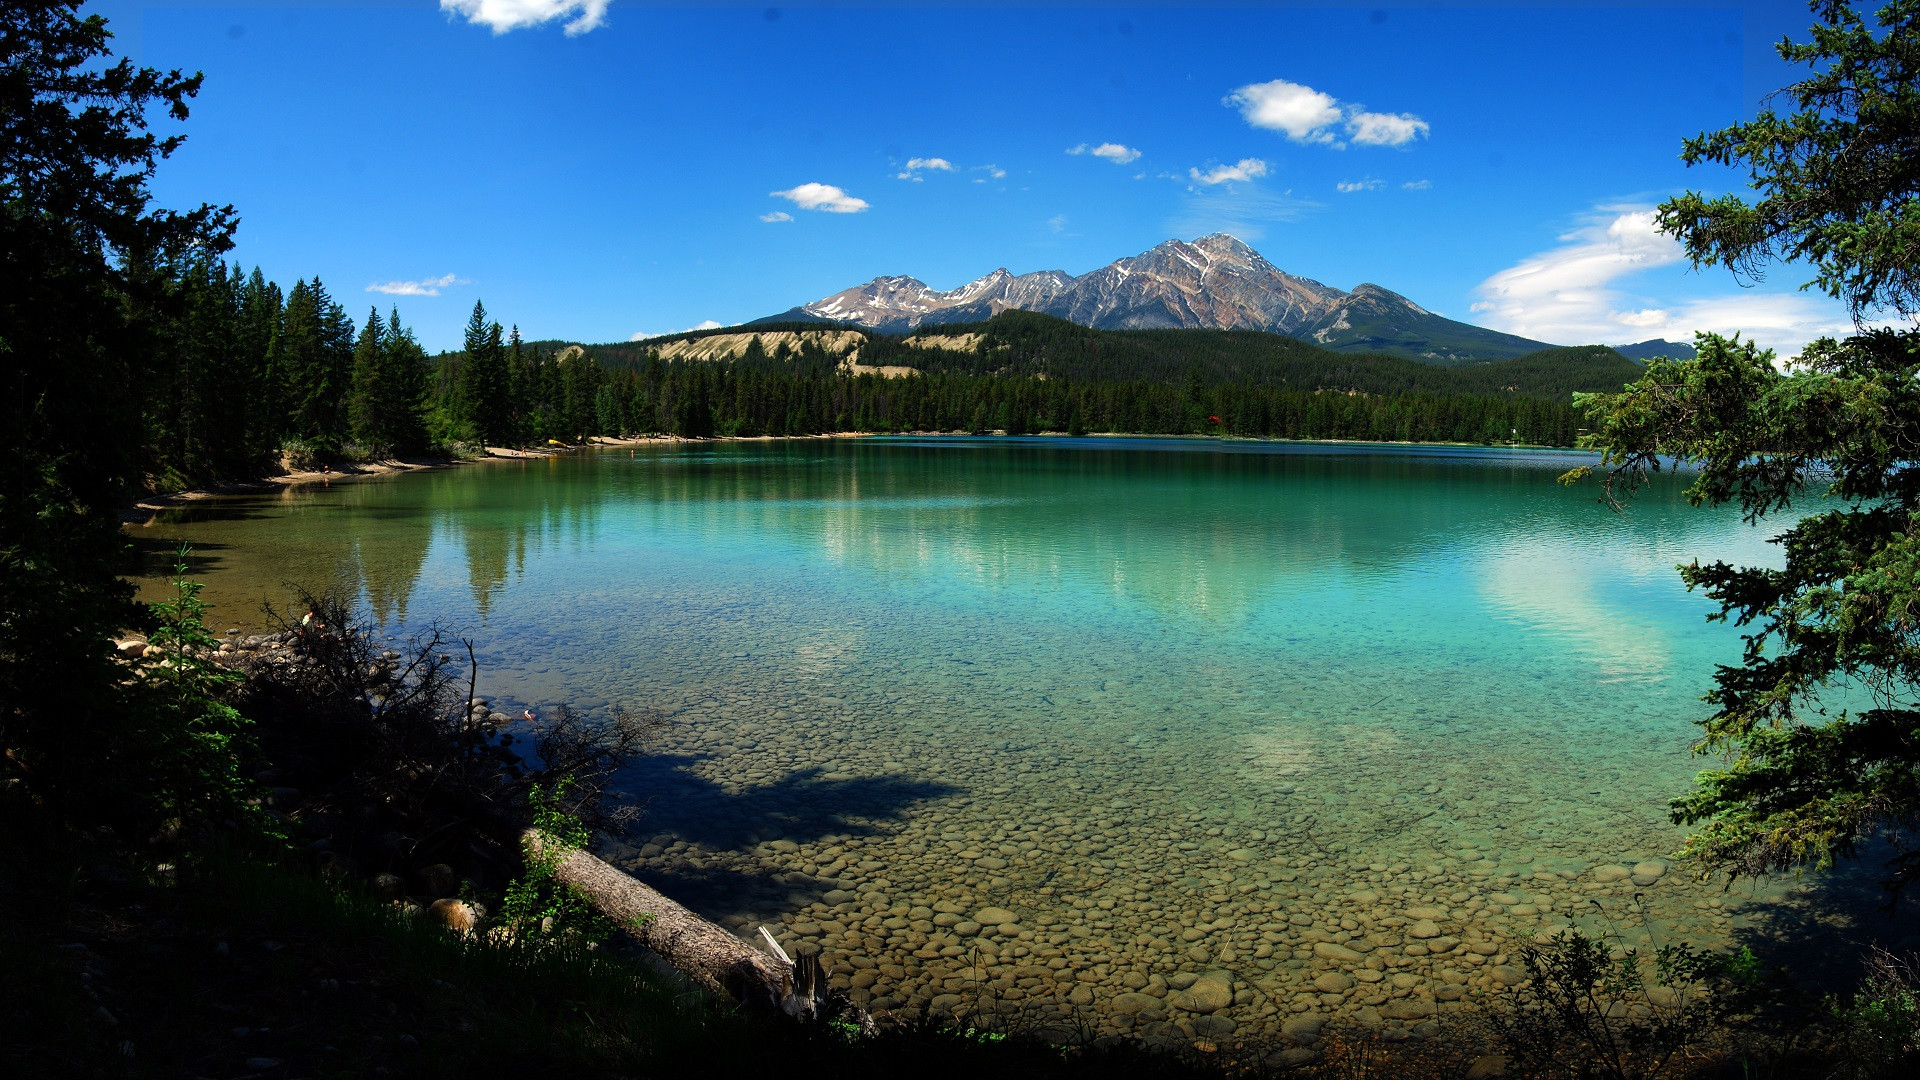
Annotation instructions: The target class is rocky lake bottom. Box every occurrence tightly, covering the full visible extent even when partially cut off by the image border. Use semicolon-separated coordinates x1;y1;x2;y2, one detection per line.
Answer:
132;440;1920;1050
477;647;1865;1051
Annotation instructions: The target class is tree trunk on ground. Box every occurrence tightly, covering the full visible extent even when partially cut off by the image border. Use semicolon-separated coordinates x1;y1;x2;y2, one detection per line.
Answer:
523;828;839;1020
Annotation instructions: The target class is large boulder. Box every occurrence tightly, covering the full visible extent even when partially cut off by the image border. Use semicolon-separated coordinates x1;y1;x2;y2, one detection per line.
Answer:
414;863;457;897
1282;1014;1327;1044
1167;970;1234;1014
1313;941;1364;962
428;898;485;933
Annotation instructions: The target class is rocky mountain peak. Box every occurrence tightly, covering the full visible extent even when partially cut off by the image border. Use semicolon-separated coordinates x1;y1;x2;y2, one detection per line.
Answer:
1347;283;1431;316
764;236;1556;362
1191;233;1260;257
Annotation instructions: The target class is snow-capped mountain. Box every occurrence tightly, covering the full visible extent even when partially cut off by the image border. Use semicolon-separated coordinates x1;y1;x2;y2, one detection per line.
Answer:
757;234;1555;364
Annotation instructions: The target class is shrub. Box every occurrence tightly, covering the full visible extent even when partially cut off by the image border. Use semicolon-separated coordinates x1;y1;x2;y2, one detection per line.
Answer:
1829;947;1920;1079
1490;928;1766;1080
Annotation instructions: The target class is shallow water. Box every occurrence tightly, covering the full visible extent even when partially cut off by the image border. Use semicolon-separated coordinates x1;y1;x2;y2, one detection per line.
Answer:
130;438;1902;1039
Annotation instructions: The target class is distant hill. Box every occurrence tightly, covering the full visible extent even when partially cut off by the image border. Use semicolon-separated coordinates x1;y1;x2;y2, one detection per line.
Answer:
1614;338;1698;362
751;233;1557;365
599;310;1641;401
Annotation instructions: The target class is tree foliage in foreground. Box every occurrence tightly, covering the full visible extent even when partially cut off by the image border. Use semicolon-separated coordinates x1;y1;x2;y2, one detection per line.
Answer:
1657;0;1920;320
1569;330;1920;885
0;2;243;827
1571;0;1920;889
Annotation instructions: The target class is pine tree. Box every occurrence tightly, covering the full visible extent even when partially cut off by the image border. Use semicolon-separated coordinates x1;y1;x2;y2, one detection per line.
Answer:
348;306;387;452
277;276;354;453
2;1;243;828
237;267;284;464
382;308;433;455
1576;0;1920;891
505;324;526;444
458;300;514;446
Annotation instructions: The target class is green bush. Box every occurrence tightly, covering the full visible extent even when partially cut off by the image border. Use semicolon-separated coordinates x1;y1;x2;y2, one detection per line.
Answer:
142;544;259;826
1829;948;1920;1079
499;778;622;944
1490;927;1767;1080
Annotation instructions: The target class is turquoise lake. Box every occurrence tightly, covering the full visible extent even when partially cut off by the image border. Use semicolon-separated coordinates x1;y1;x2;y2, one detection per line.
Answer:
132;437;1871;1037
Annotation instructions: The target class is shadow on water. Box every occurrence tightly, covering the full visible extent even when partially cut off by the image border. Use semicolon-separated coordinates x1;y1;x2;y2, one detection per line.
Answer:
1721;839;1920;995
125;534;236;578
606;752;963;924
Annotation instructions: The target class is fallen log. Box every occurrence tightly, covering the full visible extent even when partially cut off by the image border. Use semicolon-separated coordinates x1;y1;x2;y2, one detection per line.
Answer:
523;828;847;1022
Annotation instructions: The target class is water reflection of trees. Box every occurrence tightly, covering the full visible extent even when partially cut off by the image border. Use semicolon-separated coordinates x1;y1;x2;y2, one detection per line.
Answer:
615;441;1745;623
138;442;1759;637
420;458;609;618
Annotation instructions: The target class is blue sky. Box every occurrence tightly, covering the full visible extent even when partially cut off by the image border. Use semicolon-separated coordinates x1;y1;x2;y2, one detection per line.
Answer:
91;1;1863;354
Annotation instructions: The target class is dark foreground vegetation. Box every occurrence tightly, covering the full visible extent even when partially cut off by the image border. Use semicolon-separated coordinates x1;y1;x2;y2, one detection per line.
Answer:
7;0;1920;1076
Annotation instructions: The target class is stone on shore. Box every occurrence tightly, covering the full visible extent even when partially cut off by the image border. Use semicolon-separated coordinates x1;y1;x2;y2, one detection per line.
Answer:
428;898;484;932
1166;971;1234;1014
1313;941;1364;962
414;863;457;897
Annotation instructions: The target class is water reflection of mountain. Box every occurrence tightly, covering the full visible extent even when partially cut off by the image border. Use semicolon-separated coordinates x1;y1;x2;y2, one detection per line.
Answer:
133;441;1759;638
607;440;1751;624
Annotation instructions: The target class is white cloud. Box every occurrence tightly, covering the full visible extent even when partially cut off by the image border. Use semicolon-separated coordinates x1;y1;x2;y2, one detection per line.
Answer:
1226;80;1343;144
366;272;463;296
759;211;794;223
1226;78;1429;149
1347;110;1429;147
1068;142;1141;164
1402;179;1432;190
1048;214;1068;233
770;182;870;214
897;157;956;181
439;0;608;35
1336;178;1384;193
1612;308;1670;328
631;319;723;341
1190;158;1270;185
1472;205;1860;355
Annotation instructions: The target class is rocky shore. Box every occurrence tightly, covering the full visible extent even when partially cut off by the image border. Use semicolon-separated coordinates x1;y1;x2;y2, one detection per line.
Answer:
111;620;1819;1071
533;675;1806;1069
605;807;1731;1064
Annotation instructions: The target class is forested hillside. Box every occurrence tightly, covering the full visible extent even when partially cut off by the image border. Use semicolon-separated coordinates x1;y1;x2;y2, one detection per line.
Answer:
136;280;1633;495
135;257;434;488
537;311;1641;446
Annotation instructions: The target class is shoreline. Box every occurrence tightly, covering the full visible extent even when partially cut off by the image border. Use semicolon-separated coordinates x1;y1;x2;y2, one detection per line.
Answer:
124;430;1584;522
122;438;648;522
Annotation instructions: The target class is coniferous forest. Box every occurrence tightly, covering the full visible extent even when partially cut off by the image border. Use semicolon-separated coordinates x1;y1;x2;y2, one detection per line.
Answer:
144;275;1625;490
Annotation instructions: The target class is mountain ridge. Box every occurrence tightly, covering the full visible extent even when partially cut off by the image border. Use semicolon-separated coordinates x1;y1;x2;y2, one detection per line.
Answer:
593;308;1645;404
753;234;1557;365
